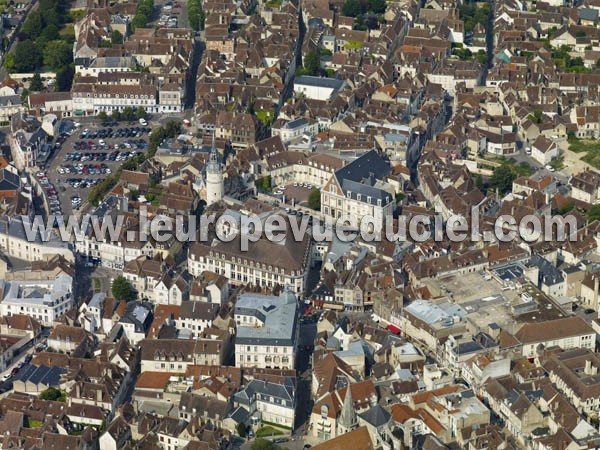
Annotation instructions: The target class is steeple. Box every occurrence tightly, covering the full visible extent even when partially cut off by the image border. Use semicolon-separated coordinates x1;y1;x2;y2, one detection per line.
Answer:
339;382;357;432
207;131;220;173
205;131;224;205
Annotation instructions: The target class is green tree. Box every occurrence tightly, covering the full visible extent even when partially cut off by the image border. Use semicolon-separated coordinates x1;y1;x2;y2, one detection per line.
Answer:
589;204;600;222
29;73;44;92
38;23;60;43
97;111;108;121
308;188;321;210
56;66;74;92
3;53;14;72
250;439;278;450
112;110;122;121
164;120;181;138
367;0;386;14
188;0;202;31
14;40;42;72
40;387;65;402
489;164;515;194
342;0;363;17
260;176;272;192
559;201;575;215
131;14;148;30
131;0;153;30
22;11;43;39
135;106;147;120
303;49;321;76
111;30;124;44
528;109;543;124
236;423;246;437
111;276;134;302
122;106;135;121
43;40;72;71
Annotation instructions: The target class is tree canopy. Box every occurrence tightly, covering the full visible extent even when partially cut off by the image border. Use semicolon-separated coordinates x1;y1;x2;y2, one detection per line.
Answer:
111;30;124;44
132;0;154;30
43;40;72;71
112;276;134;302
342;0;364;17
489;164;515;195
29;73;44;92
39;387;65;402
588;204;600;222
14;40;43;72
297;49;321;76
308;189;321;210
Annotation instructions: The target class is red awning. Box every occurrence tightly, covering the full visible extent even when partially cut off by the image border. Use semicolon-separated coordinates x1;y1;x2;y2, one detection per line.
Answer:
387;325;401;334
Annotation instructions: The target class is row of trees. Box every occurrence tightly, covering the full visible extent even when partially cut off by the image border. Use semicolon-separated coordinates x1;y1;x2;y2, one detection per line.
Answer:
188;0;205;31
131;0;154;31
97;106;147;122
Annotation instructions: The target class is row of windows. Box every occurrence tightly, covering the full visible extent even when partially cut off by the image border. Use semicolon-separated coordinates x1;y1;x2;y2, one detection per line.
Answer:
240;345;289;354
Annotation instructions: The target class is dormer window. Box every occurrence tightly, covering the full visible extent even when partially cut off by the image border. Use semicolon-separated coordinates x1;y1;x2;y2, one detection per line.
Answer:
347;191;351;197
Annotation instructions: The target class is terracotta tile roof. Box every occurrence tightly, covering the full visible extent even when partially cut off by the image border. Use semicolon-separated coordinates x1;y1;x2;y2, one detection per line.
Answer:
390;404;445;433
411;385;462;406
310;426;374;450
136;371;173;390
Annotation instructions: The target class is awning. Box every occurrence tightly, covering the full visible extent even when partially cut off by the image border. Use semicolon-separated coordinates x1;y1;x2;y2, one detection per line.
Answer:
387;324;401;334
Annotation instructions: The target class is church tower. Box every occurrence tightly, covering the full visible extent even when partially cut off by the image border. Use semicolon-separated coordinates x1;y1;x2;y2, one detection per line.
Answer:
338;383;358;435
205;133;224;205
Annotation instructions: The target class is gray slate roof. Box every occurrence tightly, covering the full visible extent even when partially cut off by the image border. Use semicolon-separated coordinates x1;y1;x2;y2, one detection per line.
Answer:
359;405;391;428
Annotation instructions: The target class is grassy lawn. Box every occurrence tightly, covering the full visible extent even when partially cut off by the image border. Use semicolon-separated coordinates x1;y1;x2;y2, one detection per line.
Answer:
25;419;42;428
484;155;534;177
256;109;273;126
568;138;600;170
255;426;283;438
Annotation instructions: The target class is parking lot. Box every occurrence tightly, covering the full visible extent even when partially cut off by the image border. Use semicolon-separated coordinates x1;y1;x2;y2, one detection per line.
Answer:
45;122;150;216
154;0;186;28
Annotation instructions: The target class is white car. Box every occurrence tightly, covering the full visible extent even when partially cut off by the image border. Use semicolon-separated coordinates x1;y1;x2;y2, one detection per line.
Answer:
545;165;555;172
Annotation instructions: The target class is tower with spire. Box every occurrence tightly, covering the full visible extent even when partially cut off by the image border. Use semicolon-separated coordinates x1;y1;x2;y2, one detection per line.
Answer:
205;132;224;205
338;382;358;435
